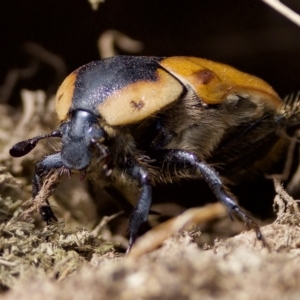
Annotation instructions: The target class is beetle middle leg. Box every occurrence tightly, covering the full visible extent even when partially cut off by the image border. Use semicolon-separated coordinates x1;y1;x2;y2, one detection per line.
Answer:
151;149;262;239
127;164;152;250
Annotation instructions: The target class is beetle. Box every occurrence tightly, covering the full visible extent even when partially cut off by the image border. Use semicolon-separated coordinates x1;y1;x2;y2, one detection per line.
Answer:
9;56;300;250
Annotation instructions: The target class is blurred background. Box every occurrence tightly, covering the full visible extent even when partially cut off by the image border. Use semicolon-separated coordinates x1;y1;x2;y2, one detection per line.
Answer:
0;0;299;104
0;0;300;246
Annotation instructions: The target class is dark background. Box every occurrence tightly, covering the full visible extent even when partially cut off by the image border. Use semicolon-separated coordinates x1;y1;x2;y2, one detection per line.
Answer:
0;0;299;104
1;0;300;222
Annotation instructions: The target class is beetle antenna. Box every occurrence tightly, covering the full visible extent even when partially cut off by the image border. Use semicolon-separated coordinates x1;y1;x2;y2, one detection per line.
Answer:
9;130;62;157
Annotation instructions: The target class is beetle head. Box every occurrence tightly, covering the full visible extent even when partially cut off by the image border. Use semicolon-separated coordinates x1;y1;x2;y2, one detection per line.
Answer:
59;110;106;170
9;109;107;171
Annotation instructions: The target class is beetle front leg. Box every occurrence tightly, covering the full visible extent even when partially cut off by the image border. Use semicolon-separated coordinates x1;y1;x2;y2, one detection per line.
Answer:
153;150;262;239
33;152;63;224
127;164;152;251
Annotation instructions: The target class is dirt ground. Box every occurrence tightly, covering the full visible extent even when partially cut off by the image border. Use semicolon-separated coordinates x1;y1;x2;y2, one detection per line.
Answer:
1;81;300;300
1;161;300;300
1;1;300;299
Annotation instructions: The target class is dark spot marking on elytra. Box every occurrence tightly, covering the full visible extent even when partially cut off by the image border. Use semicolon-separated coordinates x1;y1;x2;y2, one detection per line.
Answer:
130;100;145;111
194;69;215;85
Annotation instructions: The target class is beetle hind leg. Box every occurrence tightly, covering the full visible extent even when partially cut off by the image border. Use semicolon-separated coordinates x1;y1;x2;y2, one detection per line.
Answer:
195;158;262;239
152;149;262;240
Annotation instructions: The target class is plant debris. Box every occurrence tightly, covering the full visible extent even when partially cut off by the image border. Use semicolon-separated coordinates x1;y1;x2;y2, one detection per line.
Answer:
0;168;116;293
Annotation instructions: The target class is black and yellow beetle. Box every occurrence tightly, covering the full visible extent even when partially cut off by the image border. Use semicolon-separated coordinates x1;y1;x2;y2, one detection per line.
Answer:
9;56;300;249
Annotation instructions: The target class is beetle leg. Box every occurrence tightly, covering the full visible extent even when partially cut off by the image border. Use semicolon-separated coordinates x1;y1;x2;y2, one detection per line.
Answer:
196;159;261;238
127;164;152;251
33;152;63;224
153;150;262;239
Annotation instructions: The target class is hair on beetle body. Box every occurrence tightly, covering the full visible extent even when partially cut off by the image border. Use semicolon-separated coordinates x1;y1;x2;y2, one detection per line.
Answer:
10;55;300;251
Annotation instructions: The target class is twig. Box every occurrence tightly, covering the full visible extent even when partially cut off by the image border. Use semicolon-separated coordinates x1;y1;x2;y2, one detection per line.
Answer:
0;90;46;164
98;30;143;58
24;42;67;87
128;203;226;258
91;211;124;236
262;0;300;27
8;171;60;224
0;61;39;103
272;177;300;224
87;0;105;10
0;42;67;103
